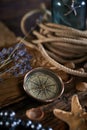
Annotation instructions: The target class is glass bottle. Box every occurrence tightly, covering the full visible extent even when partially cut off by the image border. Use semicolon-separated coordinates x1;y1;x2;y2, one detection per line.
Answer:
51;0;86;30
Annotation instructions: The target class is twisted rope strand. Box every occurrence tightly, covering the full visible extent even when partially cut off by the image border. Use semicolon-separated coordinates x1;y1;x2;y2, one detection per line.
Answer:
32;37;87;47
38;43;87;77
45;23;87;37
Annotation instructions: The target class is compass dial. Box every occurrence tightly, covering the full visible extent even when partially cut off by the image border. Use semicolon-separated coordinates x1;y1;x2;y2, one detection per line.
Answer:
23;67;64;102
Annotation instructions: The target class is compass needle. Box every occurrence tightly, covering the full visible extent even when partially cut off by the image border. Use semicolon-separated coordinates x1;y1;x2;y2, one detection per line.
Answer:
38;76;42;86
47;88;56;94
30;80;39;86
43;77;49;85
36;89;42;96
43;89;48;98
46;89;54;98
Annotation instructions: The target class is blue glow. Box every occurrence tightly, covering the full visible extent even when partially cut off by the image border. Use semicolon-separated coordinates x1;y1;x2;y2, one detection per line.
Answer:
37;124;42;129
81;1;85;5
11;121;17;127
5;121;10;126
57;2;61;6
10;112;15;117
0;112;3;116
17;119;21;125
49;128;53;130
26;121;32;126
31;124;35;129
4;112;8;116
0;121;3;125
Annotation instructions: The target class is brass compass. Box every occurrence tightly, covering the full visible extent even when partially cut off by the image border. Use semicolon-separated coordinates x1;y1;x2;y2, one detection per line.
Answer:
23;67;64;102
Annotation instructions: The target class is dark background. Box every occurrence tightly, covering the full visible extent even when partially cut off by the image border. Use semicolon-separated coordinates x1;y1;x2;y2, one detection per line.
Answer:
0;0;50;35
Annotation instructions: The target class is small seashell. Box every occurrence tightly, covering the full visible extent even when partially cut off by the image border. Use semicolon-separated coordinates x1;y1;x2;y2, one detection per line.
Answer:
26;108;44;121
76;82;87;92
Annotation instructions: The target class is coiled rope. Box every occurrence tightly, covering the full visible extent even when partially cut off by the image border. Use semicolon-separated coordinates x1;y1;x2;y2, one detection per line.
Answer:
20;6;87;77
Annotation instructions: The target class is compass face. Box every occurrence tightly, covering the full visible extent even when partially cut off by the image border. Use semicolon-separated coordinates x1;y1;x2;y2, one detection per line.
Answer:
23;68;64;102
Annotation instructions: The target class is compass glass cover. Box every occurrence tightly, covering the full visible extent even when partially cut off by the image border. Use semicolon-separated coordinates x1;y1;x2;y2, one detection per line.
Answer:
24;68;64;102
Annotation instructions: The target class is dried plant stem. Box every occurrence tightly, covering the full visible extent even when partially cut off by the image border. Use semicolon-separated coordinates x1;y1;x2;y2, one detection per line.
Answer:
17;37;38;50
0;59;12;70
0;43;21;70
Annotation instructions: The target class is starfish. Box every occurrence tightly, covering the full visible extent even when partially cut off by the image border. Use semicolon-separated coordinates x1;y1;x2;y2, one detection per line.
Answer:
64;0;81;16
53;95;87;130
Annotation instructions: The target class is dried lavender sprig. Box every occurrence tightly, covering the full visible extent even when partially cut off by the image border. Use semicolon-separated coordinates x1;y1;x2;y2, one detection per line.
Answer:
0;44;32;78
0;43;21;70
